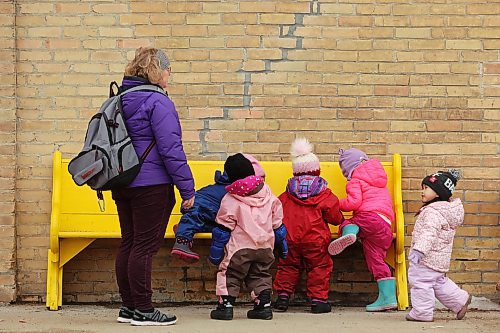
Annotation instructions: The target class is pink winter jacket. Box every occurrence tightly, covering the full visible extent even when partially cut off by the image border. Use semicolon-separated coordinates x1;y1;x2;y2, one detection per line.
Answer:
339;159;395;222
410;198;464;273
216;183;284;255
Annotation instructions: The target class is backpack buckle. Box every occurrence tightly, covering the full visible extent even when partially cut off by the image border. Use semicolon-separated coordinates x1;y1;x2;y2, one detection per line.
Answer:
107;120;119;128
97;190;105;212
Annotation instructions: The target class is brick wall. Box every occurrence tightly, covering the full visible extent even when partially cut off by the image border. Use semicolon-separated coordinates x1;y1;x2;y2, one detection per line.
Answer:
0;0;17;303
7;0;500;304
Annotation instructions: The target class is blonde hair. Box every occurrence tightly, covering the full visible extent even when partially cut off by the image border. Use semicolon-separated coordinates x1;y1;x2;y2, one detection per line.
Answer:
124;47;163;84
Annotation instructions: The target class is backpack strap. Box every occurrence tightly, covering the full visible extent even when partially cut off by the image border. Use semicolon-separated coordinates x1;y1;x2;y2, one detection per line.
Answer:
116;84;166;162
140;140;156;162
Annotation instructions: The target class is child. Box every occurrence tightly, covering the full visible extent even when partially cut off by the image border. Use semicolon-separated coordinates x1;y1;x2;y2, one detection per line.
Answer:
273;138;344;314
327;148;397;312
208;153;287;321
406;169;471;322
171;154;265;262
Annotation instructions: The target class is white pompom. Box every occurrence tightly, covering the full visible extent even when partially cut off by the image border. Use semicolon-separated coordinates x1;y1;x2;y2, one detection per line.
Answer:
291;137;313;158
448;168;461;181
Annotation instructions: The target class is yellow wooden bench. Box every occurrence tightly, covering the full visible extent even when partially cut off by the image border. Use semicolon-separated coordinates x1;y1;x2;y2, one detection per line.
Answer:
46;151;408;311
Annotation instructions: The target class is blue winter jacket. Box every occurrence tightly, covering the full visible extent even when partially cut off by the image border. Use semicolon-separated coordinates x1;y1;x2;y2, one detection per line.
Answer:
120;76;195;200
182;170;232;214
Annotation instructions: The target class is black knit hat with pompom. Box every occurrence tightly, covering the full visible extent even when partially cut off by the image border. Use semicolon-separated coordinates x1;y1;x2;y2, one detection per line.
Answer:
422;169;461;201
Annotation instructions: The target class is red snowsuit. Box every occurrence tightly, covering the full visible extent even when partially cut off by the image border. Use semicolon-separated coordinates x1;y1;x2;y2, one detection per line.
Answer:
273;188;343;300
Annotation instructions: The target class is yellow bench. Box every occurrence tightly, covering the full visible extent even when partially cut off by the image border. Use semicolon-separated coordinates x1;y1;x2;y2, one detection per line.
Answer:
46;151;408;311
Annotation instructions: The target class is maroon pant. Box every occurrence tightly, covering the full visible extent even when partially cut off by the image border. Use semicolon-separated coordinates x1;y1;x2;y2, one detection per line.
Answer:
112;184;175;311
274;241;333;300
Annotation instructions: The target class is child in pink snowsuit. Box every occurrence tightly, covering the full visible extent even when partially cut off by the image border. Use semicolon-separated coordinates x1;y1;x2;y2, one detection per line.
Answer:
406;169;472;322
328;148;397;312
208;153;286;321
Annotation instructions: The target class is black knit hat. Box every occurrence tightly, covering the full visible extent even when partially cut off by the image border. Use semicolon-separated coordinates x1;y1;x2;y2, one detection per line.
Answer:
422;169;461;201
224;153;255;182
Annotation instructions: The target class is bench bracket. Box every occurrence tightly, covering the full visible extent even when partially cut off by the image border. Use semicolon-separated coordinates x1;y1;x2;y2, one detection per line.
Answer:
60;238;96;267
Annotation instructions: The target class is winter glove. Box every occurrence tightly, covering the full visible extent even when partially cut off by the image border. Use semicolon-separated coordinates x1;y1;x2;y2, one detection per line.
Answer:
274;224;288;259
408;250;424;265
208;226;231;266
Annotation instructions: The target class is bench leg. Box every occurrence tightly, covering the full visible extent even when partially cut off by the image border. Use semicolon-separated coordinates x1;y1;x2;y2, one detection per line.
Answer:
46;239;96;310
395;253;409;310
46;250;60;310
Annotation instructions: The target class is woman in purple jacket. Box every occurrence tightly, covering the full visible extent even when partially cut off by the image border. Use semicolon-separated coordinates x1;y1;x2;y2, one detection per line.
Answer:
112;47;195;326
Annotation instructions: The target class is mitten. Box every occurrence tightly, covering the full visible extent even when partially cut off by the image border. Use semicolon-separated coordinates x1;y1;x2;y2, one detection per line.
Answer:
208;226;231;266
408;250;424;264
274;224;288;259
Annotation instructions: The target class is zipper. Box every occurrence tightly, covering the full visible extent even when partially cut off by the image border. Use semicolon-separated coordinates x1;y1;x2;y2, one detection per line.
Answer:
117;140;133;173
101;112;114;144
93;145;112;169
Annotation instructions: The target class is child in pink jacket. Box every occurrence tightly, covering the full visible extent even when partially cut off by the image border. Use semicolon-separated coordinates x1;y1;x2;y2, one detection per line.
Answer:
328;148;397;312
208;153;286;321
406;169;472;322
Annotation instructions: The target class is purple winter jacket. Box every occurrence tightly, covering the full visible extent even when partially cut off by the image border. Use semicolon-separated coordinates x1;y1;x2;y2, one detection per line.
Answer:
120;76;195;200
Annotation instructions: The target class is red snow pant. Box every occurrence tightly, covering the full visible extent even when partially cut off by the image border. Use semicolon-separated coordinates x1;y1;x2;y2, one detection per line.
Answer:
273;241;332;300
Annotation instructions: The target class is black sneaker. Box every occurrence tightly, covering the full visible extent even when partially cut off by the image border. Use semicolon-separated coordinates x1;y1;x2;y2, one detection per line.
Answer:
130;308;177;326
273;294;289;312
311;300;332;314
117;306;134;323
210;303;234;320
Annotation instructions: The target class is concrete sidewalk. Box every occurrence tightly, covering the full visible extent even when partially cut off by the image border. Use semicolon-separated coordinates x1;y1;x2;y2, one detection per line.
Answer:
0;303;499;333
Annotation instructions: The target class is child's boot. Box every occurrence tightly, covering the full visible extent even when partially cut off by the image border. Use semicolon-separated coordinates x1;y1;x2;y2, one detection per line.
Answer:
273;293;290;312
457;294;472;320
247;289;273;320
328;224;359;255
366;277;398;312
210;296;235;320
171;236;200;262
311;299;332;314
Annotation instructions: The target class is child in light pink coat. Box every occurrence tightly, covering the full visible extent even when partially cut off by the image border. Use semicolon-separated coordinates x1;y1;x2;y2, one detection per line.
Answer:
328;148;397;312
406;169;472;322
208;153;286;321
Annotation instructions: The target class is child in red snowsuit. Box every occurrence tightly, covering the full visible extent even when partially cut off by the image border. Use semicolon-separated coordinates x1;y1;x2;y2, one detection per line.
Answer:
273;138;344;314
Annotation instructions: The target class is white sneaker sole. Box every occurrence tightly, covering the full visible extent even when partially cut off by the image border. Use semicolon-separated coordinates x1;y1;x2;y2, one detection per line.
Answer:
117;317;132;323
328;234;356;255
131;318;177;326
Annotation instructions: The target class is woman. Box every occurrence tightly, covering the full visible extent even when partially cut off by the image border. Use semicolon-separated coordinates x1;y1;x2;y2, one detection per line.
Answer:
112;47;195;326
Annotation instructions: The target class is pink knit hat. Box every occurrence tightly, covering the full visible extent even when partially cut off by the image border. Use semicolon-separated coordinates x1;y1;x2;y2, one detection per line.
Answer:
291;138;320;176
225;176;264;196
338;148;369;180
243;153;265;178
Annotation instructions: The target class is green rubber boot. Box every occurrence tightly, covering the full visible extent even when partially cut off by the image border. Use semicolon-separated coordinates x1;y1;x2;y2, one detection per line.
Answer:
328;224;359;256
366;277;398;312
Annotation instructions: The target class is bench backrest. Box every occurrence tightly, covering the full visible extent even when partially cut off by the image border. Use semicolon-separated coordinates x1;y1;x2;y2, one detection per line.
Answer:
51;151;403;238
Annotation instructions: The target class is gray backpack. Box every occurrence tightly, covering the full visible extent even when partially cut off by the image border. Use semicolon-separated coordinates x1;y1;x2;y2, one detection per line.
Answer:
68;82;165;210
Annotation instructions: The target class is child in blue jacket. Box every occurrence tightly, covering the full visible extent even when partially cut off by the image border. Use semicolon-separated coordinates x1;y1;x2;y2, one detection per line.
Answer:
171;154;265;262
171;170;231;262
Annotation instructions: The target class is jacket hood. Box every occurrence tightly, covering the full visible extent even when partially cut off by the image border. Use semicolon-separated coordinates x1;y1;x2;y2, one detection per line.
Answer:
121;76;164;92
231;183;274;208
285;188;334;207
214;170;231;185
424;198;464;229
351;159;387;188
286;175;328;200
